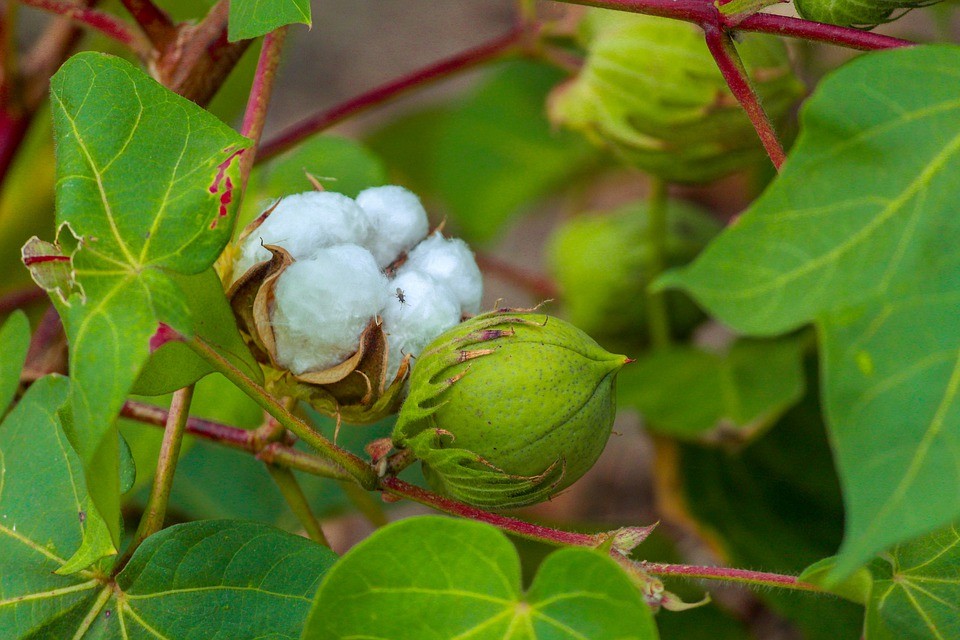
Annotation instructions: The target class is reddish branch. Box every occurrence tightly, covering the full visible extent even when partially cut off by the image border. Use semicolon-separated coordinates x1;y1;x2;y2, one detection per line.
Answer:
119;0;176;50
474;252;560;300
256;23;532;164
703;25;785;170
239;27;288;189
19;0;151;58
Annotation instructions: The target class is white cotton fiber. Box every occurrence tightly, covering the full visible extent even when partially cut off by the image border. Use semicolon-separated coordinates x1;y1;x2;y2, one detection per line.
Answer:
382;270;462;382
272;244;389;374
402;231;483;315
233;192;373;281
356;185;430;268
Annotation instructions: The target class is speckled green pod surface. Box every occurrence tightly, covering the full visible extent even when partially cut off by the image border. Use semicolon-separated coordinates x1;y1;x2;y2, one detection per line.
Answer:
548;199;721;346
393;310;629;508
549;10;804;183
794;0;941;28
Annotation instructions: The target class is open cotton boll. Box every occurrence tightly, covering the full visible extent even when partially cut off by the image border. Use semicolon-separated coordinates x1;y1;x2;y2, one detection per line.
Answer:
403;232;483;314
233;192;373;282
272;244;389;374
356;186;430;268
382;270;462;382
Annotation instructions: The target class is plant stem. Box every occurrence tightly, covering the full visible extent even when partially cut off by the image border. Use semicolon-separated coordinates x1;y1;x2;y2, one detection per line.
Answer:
341;480;390;528
238;27;287;191
188;335;379;489
380;477;601;547
638;560;822;592
553;0;912;51
19;0;152;58
130;385;194;552
0;285;46;315
266;465;331;547
644;177;672;348
256;23;530;164
119;0;176;50
704;25;785;170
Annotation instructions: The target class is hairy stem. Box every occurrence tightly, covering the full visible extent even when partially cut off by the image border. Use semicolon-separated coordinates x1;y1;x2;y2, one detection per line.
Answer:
19;0;152;58
644;177;672;348
239;27;287;190
266;465;331;547
638;560;822;592
256;23;530;164
119;0;176;50
188;335;379;489
704;25;785;170
130;385;195;552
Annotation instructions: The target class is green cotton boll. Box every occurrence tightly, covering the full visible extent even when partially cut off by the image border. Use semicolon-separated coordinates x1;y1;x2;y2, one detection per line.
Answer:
549;10;805;183
548;200;722;345
393;311;629;508
794;0;943;28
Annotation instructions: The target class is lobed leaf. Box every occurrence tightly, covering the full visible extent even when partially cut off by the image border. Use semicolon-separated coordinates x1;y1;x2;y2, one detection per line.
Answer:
658;44;960;578
303;516;658;639
34;52;251;550
228;0;311;41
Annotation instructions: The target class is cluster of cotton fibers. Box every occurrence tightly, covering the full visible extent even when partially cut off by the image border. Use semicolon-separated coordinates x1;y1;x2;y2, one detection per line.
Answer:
233;186;483;380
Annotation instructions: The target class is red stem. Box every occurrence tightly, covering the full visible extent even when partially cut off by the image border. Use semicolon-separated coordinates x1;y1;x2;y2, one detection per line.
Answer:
639;561;820;591
703;25;785;170
381;477;601;547
19;0;151;58
239;27;288;189
0;285;46;315
255;23;531;164
554;0;912;51
122;400;254;449
119;0;176;50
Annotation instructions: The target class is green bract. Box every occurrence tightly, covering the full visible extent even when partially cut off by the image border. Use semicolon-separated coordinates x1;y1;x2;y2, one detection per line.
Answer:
794;0;942;28
549;199;721;347
393;310;629;508
549;10;804;183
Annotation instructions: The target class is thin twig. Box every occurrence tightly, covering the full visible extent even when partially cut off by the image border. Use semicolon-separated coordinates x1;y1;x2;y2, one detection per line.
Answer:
703;25;786;170
119;0;176;50
19;0;152;58
266;465;331;547
0;285;46;315
239;27;288;190
474;252;559;300
256;23;531;164
129;386;195;555
637;560;821;592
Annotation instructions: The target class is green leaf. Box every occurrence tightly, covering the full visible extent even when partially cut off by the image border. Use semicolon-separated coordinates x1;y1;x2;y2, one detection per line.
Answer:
800;557;872;605
228;0;311;41
36;52;251;548
0;375;104;636
303;516;658;639
657;44;960;577
0;310;30;414
368;60;598;244
239;135;387;231
864;524;960;640
618;336;806;441
133;269;262;396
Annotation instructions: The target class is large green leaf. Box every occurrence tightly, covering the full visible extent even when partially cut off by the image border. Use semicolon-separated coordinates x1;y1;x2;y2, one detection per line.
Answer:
0;311;30;414
0;375;104;636
303;516;658;639
618;336;806;441
368;60;598;244
657;44;960;578
228;0;311;41
33;52;250;549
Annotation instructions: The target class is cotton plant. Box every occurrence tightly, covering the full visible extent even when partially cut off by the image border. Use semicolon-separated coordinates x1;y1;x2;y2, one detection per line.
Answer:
223;185;482;424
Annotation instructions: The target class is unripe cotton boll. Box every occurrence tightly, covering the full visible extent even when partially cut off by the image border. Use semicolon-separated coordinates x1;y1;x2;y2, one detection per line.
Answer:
393;310;628;508
795;0;941;27
356;186;430;268
232;192;372;282
272;244;389;374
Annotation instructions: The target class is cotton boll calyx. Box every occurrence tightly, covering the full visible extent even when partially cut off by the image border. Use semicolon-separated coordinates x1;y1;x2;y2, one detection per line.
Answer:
232;191;373;282
356;186;430;268
272;244;389;375
403;232;483;314
382;270;462;382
